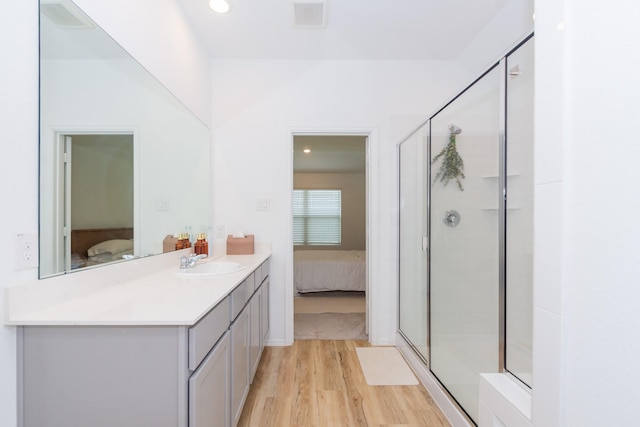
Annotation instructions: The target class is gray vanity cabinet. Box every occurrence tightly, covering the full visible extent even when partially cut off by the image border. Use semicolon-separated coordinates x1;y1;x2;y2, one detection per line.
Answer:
21;325;190;427
19;258;271;427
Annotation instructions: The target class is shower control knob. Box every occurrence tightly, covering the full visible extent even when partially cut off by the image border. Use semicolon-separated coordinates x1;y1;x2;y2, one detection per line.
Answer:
443;210;460;227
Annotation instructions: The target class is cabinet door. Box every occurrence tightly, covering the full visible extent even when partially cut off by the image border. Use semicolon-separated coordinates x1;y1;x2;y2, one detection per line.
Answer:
249;287;261;381
230;305;250;427
189;331;230;427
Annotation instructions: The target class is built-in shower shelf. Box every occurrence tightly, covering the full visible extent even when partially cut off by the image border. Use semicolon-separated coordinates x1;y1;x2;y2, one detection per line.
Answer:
479;207;521;211
481;173;521;179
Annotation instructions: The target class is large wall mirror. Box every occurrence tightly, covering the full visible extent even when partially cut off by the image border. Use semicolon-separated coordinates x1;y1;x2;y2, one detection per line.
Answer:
39;0;210;278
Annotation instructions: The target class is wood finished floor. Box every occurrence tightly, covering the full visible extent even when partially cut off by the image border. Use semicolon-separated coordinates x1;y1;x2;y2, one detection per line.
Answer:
238;340;451;427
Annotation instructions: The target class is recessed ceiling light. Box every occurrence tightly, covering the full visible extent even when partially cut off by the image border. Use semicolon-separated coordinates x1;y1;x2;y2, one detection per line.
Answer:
303;148;311;154
209;0;230;14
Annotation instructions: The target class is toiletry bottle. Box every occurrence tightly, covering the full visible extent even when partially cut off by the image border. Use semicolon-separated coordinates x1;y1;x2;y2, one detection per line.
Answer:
175;234;184;251
183;232;191;249
194;234;204;255
202;233;209;256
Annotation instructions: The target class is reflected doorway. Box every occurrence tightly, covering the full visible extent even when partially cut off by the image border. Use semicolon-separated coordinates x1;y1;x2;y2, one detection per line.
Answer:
55;133;134;272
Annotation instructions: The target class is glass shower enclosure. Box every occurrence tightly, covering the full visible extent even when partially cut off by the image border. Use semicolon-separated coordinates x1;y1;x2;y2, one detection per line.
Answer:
398;36;533;424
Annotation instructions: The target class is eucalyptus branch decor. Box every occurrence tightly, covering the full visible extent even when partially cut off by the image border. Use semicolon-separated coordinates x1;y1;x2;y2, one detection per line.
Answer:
432;124;465;191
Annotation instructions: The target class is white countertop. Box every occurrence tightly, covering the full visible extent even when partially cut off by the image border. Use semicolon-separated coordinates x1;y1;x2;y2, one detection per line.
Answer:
5;251;270;326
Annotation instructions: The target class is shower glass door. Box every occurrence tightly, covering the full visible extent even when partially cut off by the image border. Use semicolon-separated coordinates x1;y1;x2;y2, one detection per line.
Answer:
429;65;501;423
398;123;429;361
505;37;534;387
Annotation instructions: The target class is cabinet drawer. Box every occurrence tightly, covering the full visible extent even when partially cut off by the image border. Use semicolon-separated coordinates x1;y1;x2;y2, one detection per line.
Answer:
231;274;252;320
189;297;230;371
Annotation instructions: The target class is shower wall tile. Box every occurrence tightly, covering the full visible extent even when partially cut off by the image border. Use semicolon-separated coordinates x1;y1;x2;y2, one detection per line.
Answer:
534;0;566;185
534;0;565;65
533;181;563;315
532;307;564;427
534;59;563;184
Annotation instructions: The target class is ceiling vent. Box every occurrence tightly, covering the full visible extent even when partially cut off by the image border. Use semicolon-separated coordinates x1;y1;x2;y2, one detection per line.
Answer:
292;1;327;28
40;1;93;28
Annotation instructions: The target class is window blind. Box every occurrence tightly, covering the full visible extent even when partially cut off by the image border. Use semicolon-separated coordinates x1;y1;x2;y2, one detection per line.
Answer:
293;189;341;245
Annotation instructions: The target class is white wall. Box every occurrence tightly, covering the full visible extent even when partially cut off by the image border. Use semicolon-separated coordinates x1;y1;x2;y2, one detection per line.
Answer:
0;3;39;426
533;0;640;425
72;0;211;125
71;135;134;229
456;0;534;73
563;2;640;420
0;2;210;426
210;59;475;345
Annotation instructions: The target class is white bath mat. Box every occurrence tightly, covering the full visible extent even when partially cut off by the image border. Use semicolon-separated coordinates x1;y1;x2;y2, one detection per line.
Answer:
356;347;418;386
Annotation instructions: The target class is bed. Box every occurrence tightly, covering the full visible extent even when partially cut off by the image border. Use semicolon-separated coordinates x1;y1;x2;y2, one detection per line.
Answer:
70;227;134;269
294;250;366;293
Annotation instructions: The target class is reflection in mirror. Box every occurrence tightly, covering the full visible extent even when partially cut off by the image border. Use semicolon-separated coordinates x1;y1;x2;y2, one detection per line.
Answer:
39;0;210;278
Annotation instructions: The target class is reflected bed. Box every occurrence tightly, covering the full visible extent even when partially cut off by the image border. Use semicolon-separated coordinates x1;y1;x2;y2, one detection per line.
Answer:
70;227;133;269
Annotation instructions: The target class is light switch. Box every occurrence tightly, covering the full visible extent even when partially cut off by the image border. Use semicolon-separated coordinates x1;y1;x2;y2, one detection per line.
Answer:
155;198;170;211
256;199;270;211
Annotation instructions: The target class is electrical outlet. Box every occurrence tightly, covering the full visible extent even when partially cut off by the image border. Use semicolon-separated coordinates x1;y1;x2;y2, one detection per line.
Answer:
215;225;226;238
15;233;38;270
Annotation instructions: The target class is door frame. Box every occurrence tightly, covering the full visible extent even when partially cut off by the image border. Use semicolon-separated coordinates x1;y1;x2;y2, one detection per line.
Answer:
285;127;379;345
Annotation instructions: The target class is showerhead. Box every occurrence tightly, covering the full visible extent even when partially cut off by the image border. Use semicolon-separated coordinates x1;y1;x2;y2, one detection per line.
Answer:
449;124;462;135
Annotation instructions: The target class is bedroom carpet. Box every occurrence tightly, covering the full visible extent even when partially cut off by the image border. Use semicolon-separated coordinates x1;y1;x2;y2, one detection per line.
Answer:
355;347;419;386
294;293;367;340
294;313;367;340
294;295;365;314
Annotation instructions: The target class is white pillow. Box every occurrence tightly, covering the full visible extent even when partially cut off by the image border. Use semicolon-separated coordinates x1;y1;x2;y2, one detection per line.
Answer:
87;239;133;257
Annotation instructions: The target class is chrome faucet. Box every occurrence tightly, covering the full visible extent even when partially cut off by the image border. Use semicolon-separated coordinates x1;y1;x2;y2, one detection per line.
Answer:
179;253;207;269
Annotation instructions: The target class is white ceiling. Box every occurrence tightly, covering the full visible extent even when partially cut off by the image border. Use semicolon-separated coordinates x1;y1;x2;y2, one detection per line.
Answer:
294;136;366;173
177;0;510;60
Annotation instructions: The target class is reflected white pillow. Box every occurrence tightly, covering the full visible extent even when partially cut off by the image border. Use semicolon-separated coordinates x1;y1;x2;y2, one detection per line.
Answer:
87;239;133;257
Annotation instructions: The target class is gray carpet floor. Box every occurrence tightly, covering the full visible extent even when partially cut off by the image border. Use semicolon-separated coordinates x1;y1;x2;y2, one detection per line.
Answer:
294;312;367;340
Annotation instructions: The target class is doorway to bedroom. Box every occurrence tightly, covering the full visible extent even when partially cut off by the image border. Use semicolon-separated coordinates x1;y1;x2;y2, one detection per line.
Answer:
292;135;368;341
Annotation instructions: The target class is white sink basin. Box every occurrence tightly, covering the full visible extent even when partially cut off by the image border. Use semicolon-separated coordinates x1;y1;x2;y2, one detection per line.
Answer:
176;261;245;277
